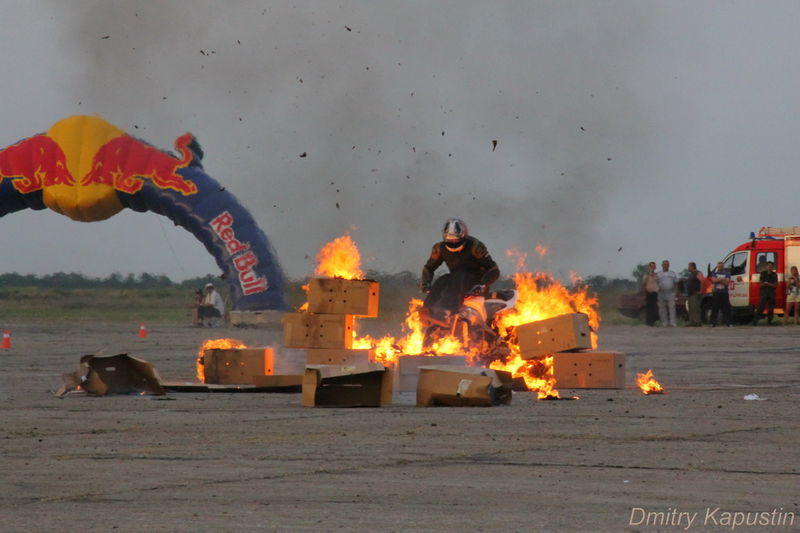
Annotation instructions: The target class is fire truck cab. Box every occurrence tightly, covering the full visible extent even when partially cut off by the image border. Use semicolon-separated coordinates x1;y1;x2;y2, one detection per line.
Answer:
706;227;800;320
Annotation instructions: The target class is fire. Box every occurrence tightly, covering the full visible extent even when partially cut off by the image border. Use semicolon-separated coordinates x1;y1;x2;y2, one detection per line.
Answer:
314;233;364;279
636;369;665;395
490;352;559;399
494;271;599;345
353;298;473;365
338;239;600;400
197;338;247;382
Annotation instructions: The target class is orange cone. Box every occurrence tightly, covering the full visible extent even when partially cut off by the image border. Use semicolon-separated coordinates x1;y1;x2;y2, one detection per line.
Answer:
2;330;10;349
138;324;147;338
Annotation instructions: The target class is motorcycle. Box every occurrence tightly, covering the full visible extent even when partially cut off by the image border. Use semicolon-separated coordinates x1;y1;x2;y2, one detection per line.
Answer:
423;288;518;364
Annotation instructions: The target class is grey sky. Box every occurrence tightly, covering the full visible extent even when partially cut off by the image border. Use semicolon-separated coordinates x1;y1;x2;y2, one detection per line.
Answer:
2;1;799;282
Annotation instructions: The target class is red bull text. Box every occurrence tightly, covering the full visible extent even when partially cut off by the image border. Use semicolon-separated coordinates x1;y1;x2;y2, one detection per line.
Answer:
211;211;268;296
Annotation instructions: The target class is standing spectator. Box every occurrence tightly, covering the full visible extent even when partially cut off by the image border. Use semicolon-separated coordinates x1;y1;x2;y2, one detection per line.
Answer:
685;262;704;326
641;262;659;326
784;265;800;325
752;261;778;326
709;261;732;327
656;259;678;327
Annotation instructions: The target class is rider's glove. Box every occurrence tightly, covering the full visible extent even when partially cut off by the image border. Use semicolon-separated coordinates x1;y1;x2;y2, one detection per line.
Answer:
420;281;432;294
467;284;486;296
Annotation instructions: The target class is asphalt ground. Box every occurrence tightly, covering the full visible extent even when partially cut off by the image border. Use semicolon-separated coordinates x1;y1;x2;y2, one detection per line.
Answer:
1;321;798;532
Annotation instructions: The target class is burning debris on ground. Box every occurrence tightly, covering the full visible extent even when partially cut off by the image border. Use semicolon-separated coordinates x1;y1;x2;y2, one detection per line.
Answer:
636;369;665;395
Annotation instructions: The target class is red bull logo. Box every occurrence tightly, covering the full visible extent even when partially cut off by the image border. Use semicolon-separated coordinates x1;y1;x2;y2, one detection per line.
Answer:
0;135;74;193
81;132;197;195
0;115;198;221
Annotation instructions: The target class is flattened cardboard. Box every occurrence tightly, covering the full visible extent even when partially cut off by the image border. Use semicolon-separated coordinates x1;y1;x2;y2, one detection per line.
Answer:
552;351;625;389
305;348;373;366
57;353;165;396
303;363;392;407
282;312;354;349
251;374;304;391
516;313;592;359
393;355;467;393
162;379;302;393
203;347;274;385
416;365;513;407
307;277;380;317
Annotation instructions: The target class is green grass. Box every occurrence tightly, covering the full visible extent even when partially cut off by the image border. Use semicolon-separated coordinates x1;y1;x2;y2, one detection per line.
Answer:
0;287;196;322
0;283;643;327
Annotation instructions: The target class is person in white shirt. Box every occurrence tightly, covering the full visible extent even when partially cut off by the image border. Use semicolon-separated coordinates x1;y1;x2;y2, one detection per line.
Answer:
656;259;678;327
198;283;225;326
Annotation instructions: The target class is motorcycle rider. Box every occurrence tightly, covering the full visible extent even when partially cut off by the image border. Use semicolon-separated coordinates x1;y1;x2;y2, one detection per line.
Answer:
420;218;500;325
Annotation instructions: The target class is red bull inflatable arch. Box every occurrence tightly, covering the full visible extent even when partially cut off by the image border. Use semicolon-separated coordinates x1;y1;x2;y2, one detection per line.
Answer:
0;115;286;311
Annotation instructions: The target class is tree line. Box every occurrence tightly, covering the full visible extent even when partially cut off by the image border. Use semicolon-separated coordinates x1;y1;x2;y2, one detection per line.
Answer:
0;272;221;290
0;267;649;292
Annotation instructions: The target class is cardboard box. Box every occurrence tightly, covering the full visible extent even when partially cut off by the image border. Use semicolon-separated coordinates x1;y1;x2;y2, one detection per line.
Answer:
203;347;274;385
57;353;165;396
305;348;373;366
307;277;379;317
515;313;592;359
303;363;392;407
416;365;513;407
282;312;354;349
393;355;467;393
552;351;625;389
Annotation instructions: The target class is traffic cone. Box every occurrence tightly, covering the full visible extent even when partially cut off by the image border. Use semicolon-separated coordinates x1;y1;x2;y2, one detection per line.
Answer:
2;330;10;349
138;324;147;338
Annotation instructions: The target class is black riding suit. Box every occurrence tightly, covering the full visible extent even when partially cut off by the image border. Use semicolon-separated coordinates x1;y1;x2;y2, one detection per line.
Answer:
421;236;500;319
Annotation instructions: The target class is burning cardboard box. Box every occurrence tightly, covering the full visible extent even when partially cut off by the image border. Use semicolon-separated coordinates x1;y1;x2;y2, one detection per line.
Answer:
282;312;354;349
515;312;592;359
307;277;380;317
393;354;467;393
305;348;373;366
416;365;513;407
552;351;625;389
203;347;274;385
303;363;392;407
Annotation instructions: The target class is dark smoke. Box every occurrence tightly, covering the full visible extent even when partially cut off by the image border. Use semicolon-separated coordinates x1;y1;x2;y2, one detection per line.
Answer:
46;1;656;280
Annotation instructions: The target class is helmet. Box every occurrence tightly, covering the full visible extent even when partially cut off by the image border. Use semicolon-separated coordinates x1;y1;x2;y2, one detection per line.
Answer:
442;218;468;251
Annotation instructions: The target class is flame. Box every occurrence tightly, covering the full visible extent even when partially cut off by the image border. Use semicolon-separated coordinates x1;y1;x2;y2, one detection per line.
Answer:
490;352;559;399
352;298;473;365
495;271;599;344
347;243;600;400
534;243;548;257
506;248;528;271
197;338;247;382
314;233;364;279
636;369;665;395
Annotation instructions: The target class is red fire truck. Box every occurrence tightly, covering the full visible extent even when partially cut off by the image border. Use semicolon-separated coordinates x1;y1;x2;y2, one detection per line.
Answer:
703;226;800;321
